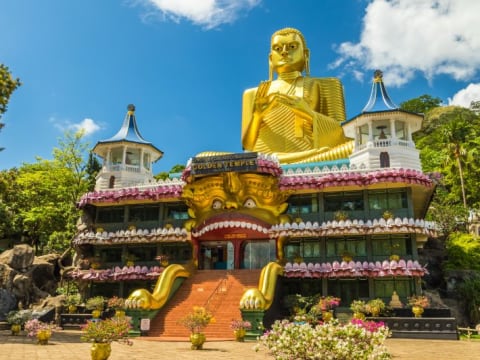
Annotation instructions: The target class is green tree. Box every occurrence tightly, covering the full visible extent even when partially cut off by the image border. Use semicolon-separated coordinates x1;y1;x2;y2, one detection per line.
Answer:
0;64;21;151
155;164;185;180
400;94;442;114
2;131;94;253
0;169;19;241
14;160;76;253
414;106;480;208
85;152;102;191
441;115;469;209
0;64;21;117
426;188;468;240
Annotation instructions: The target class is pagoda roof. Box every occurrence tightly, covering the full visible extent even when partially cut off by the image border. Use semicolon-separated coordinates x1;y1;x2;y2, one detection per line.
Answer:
93;104;163;160
343;70;423;125
361;70;398;112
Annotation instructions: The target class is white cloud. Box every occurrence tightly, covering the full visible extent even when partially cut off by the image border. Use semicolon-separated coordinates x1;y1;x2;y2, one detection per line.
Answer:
448;83;480;107
141;0;261;29
333;0;480;86
72;118;101;136
50;117;101;136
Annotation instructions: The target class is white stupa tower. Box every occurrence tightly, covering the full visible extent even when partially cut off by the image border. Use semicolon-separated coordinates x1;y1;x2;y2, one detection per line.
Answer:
92;104;163;190
342;70;423;170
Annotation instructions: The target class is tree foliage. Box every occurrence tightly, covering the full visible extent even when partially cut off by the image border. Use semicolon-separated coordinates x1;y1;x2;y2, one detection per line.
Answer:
414;106;480;209
155;164;185;180
426;188;468;240
0;64;21;118
0;131;95;253
456;274;480;326
0;64;21;152
399;94;442;114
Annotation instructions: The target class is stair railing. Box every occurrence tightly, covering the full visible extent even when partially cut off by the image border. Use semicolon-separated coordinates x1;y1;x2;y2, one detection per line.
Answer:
204;272;231;314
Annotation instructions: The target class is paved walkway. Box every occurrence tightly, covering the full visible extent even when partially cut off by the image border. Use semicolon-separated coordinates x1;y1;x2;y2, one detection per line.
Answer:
1;329;480;359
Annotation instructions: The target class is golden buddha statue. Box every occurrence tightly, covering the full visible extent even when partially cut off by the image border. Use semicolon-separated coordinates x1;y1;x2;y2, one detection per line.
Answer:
242;28;353;164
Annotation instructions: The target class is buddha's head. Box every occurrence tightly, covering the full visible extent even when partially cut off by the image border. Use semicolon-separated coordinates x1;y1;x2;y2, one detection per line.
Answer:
269;28;310;79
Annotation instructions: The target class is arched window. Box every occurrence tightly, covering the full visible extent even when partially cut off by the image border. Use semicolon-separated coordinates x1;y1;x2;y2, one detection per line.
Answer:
109;176;115;189
380;152;390;168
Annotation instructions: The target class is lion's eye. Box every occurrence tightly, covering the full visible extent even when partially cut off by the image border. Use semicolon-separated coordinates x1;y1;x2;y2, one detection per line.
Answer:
212;199;223;210
243;198;257;208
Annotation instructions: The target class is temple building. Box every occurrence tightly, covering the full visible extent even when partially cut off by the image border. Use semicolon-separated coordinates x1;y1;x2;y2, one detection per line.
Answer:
68;24;445;341
69;70;441;338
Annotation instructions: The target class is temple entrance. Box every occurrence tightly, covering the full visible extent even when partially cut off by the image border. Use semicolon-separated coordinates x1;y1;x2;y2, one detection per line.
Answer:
241;239;276;269
199;241;234;270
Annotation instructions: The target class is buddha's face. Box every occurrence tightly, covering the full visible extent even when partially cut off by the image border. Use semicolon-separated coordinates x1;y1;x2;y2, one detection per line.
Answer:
270;32;306;74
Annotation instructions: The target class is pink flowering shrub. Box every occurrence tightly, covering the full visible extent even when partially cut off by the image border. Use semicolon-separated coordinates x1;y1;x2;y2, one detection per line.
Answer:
230;319;251;331
24;319;56;338
256;318;391;359
81;317;132;345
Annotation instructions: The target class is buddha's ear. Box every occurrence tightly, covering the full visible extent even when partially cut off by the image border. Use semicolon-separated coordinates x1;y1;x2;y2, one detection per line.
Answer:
304;48;310;59
304;48;310;76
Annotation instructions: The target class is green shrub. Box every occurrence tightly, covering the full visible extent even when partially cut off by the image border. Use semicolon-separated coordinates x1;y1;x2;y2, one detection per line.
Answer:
457;274;480;326
444;232;480;271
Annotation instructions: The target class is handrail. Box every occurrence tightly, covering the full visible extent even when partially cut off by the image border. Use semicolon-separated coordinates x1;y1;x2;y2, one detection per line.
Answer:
204;272;230;314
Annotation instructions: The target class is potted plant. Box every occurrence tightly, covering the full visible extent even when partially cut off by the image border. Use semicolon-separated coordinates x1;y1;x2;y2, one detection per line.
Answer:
230;319;251;341
155;254;169;267
334;210;349;221
178;306;214;350
341;250;354;262
349;300;367;319
124;253;137;267
107;296;126;317
81;317;132;359
382;210;394;220
407;295;430;317
86;296;105;318
314;296;341;322
6;310;31;335
366;298;386;317
90;257;101;269
65;293;82;313
24;318;56;345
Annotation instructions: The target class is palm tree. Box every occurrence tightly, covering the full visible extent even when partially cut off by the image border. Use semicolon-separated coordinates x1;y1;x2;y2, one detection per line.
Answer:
441;115;469;209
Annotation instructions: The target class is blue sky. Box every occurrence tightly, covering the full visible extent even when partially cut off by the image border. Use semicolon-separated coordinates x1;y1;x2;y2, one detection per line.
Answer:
1;0;480;174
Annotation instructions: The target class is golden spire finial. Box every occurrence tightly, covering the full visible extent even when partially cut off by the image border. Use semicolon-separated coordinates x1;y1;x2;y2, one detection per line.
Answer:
373;70;383;83
127;104;135;115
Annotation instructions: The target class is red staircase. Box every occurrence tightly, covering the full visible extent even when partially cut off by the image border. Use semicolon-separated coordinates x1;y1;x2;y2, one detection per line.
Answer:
147;269;261;339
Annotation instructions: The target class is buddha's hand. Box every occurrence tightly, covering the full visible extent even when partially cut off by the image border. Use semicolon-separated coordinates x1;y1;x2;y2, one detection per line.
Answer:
274;94;315;117
254;95;272;112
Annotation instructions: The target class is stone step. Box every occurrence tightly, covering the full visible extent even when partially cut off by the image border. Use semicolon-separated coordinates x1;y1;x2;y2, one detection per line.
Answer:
148;269;261;338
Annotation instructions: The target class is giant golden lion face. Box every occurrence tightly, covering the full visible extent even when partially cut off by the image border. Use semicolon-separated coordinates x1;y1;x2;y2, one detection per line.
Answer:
181;172;290;234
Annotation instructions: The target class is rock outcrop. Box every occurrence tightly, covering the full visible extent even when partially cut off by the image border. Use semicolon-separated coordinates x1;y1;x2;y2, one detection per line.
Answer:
0;244;60;320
